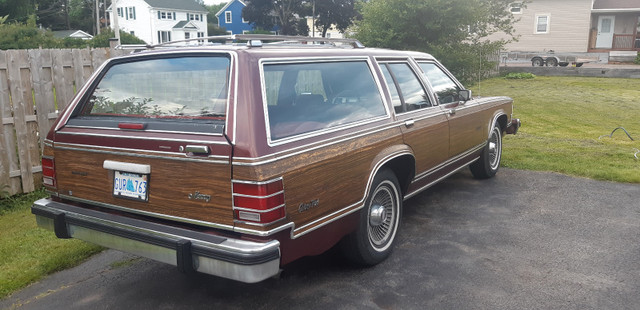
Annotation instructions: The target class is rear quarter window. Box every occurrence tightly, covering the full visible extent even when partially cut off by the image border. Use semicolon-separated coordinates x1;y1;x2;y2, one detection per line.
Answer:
68;55;231;134
263;60;387;141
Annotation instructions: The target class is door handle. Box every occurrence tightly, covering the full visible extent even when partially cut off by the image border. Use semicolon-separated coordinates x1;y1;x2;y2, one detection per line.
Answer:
184;145;210;155
448;109;456;116
404;120;415;127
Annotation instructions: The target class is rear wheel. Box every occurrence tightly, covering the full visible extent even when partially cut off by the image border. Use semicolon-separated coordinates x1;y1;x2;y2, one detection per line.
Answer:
546;57;558;67
531;57;544;66
341;169;402;265
470;124;502;179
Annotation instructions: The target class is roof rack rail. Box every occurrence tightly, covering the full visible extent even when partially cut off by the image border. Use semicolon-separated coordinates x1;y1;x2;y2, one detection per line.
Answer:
119;34;365;50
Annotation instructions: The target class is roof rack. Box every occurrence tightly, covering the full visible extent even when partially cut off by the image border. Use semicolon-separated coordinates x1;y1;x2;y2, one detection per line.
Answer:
116;34;365;50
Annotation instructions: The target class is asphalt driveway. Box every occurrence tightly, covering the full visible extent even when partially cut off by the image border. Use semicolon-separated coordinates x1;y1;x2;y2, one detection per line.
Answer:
2;168;639;309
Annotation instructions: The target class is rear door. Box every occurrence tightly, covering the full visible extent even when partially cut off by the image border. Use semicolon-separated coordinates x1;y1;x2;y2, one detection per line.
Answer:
51;53;236;227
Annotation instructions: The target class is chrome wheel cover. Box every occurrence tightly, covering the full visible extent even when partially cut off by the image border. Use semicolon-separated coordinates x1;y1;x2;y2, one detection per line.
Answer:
488;126;502;170
367;181;399;252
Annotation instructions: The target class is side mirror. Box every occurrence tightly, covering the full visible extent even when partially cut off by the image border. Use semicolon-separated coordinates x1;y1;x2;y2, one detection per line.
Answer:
459;89;472;102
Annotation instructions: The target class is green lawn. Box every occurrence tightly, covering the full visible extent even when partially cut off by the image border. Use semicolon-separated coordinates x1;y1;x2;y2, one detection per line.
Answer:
0;190;102;299
473;76;640;183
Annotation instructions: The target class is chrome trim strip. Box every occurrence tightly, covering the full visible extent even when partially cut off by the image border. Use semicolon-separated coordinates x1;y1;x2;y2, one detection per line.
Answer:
259;57;392;147
54;145;229;164
404;157;479;200
57;194;237;231
64;125;225;137
54;142;229;160
233;204;285;214
232;191;284;199
232;177;283;185
412;143;485;182
234;217;288;228
103;160;151;174
56;131;230;145
233;222;295;236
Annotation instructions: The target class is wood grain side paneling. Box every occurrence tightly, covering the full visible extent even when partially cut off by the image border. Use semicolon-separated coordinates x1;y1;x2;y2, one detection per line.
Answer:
54;148;234;226
233;127;406;235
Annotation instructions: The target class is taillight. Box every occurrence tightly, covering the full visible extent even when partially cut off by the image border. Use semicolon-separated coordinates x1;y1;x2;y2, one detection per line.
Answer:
42;156;56;188
233;178;285;225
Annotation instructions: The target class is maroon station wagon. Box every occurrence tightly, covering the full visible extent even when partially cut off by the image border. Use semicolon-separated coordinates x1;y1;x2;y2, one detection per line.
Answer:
33;35;520;283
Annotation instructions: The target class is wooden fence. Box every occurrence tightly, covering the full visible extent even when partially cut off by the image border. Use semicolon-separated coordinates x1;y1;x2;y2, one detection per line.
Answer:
0;48;131;196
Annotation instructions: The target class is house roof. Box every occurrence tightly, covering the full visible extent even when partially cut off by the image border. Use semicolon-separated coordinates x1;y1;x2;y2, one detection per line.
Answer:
143;0;207;12
173;21;199;30
52;30;93;39
593;0;640;9
216;0;246;17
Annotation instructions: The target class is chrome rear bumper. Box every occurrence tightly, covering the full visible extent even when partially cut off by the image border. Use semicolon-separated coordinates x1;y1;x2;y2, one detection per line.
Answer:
506;118;521;135
32;198;280;283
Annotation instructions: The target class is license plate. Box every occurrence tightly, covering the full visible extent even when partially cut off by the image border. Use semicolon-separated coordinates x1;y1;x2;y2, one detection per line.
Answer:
113;171;148;202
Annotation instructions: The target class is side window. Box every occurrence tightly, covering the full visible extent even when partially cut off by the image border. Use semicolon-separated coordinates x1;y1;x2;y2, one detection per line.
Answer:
379;65;402;114
381;62;431;114
263;61;386;141
418;62;462;104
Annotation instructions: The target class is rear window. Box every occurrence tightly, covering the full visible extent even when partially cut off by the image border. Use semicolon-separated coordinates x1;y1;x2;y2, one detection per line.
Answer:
263;60;386;141
68;55;230;134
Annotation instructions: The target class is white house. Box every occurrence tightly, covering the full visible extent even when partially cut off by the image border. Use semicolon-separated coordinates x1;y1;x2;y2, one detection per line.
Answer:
108;0;208;45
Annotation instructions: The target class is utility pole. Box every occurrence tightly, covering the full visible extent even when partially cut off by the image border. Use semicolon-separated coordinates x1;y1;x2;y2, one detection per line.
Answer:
312;0;315;37
113;0;120;44
95;0;101;35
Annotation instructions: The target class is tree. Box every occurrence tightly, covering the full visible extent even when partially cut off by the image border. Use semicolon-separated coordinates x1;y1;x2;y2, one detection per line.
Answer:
205;3;227;25
243;0;308;35
355;0;518;83
312;0;356;38
0;0;35;23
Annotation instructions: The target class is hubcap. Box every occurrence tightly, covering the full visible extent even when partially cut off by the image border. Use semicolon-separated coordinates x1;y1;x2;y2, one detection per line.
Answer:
488;127;502;170
369;204;387;227
367;183;397;250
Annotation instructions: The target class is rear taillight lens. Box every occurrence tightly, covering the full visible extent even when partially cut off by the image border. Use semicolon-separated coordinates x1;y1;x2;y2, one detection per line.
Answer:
233;178;285;225
42;156;56;188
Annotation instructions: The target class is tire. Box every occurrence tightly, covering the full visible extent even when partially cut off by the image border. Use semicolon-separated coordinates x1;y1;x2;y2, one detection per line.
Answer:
531;57;544;66
341;168;402;266
470;123;502;179
546;57;558;67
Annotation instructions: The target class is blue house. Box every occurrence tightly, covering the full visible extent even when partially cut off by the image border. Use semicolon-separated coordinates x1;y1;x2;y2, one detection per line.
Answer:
216;0;253;34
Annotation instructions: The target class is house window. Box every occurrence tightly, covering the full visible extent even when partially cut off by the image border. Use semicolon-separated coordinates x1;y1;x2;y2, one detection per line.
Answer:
117;7;123;17
127;7;136;20
535;14;550;34
130;31;135;35
225;11;232;23
509;3;522;14
187;13;202;21
158;11;174;20
185;32;191;40
158;31;171;43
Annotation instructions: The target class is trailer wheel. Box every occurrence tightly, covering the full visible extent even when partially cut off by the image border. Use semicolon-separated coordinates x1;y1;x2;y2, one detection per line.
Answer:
531;57;544;67
546;57;558;67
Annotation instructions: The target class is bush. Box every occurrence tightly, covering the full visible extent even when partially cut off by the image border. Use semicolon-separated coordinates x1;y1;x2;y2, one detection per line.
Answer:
504;72;536;79
90;29;146;47
634;54;640;65
0;22;59;49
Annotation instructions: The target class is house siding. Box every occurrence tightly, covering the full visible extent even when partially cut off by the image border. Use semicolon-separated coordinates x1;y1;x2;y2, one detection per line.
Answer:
488;0;592;52
109;0;207;45
217;0;253;34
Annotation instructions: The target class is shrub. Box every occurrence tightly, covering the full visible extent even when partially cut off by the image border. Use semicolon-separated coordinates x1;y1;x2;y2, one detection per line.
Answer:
634;53;640;65
504;72;536;79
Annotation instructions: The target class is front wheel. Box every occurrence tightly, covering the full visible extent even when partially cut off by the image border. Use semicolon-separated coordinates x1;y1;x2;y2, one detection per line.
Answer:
341;169;402;266
470;124;502;179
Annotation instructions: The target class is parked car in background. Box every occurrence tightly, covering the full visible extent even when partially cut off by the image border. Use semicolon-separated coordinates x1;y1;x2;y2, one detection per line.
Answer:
33;35;520;283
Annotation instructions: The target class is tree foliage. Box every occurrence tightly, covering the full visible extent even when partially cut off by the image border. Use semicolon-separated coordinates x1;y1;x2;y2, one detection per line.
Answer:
355;0;518;84
312;0;356;38
243;0;308;35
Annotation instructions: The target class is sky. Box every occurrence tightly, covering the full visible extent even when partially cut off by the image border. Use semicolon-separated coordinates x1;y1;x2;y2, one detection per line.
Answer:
203;0;227;5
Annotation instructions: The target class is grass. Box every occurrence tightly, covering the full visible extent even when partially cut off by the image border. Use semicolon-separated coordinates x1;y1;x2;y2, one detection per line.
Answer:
0;190;102;299
473;76;640;183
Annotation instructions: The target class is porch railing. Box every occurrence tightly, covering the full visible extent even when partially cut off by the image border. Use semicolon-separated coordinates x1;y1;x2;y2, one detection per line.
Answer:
612;34;635;50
